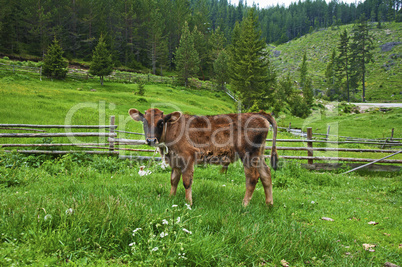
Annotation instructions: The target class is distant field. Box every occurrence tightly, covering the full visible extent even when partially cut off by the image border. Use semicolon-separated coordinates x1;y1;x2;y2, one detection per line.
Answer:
0;67;234;131
271;22;402;102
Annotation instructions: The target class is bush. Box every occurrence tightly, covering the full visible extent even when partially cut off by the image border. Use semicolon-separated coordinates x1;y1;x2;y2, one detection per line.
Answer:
137;82;146;96
43;38;68;79
290;94;312;118
339;102;360;114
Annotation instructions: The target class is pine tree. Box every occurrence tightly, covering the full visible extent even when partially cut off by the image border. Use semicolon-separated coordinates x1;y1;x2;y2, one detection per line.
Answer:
192;25;208;80
213;49;229;90
303;77;314;107
325;48;336;87
299;51;308;88
229;8;272;111
42;38;68;79
147;0;167;75
209;26;227;77
335;29;351;102
350;15;375;102
174;21;200;87
89;34;113;86
297;51;313;108
272;72;293;115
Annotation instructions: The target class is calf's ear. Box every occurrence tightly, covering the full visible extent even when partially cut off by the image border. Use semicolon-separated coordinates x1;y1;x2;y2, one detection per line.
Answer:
128;108;144;121
164;111;182;124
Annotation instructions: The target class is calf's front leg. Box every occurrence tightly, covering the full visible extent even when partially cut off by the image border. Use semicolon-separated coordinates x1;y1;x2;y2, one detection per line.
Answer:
181;164;194;205
170;168;181;196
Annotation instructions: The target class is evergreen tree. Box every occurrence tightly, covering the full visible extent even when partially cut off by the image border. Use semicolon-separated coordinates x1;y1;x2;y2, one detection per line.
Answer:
229;8;272;111
335;29;351;102
325;48;336;87
297;51;313;109
192;25;209;80
209;26;227;76
303;77;314;107
213;49;229;90
273;72;293;115
350;14;375;102
174;21;200;87
89;34;113;86
299;51;308;88
146;0;168;75
42;38;68;79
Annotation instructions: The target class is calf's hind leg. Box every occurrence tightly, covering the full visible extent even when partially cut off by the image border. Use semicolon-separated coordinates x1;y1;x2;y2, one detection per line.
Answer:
258;160;273;206
242;166;260;206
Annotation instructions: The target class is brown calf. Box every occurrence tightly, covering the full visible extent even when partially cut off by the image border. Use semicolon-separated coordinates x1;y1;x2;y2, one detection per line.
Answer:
129;108;278;206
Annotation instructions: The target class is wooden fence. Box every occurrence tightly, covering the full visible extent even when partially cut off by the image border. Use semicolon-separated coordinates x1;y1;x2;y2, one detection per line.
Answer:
1;116;401;171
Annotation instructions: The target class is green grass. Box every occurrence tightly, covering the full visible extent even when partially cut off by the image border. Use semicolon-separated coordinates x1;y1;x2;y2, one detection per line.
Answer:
277;103;402;140
0;66;234;146
0;153;400;266
271;22;402;102
0;68;233;125
0;54;401;265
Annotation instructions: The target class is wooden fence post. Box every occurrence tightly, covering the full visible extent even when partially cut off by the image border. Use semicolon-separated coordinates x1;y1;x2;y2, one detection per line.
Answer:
109;116;115;152
326;125;330;141
391;128;394;141
288;122;291;132
307;127;313;165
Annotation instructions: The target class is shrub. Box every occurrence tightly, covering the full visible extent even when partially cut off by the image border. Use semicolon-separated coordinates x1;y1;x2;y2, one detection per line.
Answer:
290;94;312;118
137;82;146;96
43;38;68;79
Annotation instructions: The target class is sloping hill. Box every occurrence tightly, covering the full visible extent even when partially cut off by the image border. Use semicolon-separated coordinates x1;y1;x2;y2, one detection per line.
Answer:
269;22;402;102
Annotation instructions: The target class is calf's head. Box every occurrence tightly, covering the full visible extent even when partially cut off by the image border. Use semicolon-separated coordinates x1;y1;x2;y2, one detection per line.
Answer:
129;108;182;146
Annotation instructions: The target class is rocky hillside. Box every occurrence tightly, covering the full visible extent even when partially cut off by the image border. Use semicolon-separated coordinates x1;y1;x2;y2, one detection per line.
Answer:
269;22;402;102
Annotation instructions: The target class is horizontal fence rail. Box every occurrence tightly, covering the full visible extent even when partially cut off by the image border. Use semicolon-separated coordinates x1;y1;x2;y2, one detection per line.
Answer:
0;133;116;138
266;139;401;146
0;124;117;129
0;119;400;172
264;155;402;164
2;150;119;155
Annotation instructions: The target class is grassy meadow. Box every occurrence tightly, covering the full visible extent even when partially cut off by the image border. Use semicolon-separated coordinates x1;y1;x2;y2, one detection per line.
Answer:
0;63;401;266
271;22;402;102
0;153;401;266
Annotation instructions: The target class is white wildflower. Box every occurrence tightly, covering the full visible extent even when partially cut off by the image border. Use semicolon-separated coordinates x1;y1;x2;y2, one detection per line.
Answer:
185;203;192;210
176;217;181;223
65;208;74;215
160;232;168;238
129;242;136;246
44;214;52;221
222;185;226;187
151;247;159;252
311;201;315;204
138;166;152;176
160;161;169;170
162;219;168;225
182;228;192;234
172;204;178;208
132;228;142;236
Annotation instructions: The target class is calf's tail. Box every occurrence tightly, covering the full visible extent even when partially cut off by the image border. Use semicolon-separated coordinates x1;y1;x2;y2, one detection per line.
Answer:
259;111;278;170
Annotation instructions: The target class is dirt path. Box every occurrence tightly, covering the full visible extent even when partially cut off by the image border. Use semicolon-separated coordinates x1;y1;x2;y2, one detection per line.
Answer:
352;103;402;111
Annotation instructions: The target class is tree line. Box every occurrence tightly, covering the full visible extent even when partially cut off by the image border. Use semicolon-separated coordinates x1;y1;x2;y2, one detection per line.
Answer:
325;15;375;103
0;0;400;74
1;0;399;117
